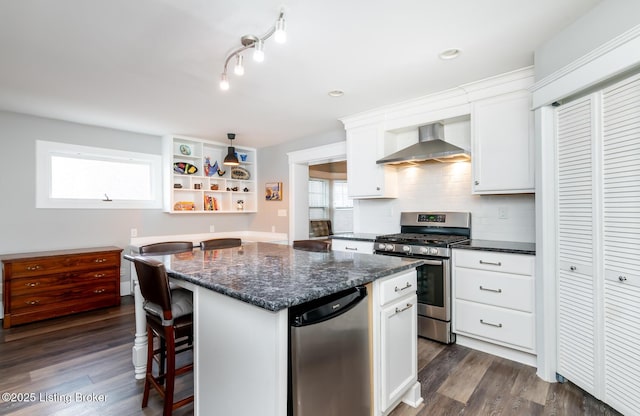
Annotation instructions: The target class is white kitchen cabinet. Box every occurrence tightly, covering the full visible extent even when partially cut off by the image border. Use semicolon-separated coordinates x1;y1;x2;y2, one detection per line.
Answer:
555;72;640;415
331;238;374;254
471;90;534;194
162;135;257;213
346;124;397;199
452;249;536;360
372;270;420;415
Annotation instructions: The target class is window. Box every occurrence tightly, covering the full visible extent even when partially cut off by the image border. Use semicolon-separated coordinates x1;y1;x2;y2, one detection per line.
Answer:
308;179;329;219
333;181;353;208
36;140;162;209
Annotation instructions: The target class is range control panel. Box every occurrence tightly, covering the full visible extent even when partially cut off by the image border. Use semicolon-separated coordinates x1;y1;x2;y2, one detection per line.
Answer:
417;214;446;223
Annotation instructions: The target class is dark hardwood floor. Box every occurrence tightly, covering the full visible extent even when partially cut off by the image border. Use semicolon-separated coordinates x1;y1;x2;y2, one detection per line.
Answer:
0;297;621;416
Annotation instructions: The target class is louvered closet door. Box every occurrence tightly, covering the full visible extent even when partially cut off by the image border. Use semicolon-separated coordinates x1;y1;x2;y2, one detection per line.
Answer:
556;95;598;396
602;73;640;416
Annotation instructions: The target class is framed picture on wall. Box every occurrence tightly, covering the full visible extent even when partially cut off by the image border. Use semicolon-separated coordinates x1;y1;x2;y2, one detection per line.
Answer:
265;182;282;201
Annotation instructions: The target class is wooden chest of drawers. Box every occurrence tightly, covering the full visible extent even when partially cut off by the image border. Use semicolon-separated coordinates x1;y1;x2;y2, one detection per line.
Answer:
1;246;122;328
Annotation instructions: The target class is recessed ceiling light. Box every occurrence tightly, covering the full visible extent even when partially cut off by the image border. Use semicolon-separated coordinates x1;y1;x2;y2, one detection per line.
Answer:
328;90;344;97
439;48;461;60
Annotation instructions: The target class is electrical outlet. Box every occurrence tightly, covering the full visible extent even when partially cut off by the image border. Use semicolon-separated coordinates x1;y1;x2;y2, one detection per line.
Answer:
498;207;508;220
278;209;287;217
271;225;276;233
130;228;138;237
209;225;215;233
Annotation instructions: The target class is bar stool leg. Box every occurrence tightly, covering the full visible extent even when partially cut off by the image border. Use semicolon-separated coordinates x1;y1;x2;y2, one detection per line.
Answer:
163;326;176;416
142;325;153;408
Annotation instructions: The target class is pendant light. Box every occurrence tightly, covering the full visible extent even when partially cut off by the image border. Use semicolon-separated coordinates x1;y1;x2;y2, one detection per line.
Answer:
223;133;240;166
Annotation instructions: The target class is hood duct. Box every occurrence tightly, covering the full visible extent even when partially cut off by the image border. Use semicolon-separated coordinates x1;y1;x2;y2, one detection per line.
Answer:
376;123;470;164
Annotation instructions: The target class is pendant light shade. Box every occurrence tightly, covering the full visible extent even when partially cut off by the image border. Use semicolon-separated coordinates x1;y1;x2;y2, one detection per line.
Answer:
223;133;240;166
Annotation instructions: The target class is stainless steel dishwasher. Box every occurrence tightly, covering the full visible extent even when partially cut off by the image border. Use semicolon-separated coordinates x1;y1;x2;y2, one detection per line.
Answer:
289;286;370;416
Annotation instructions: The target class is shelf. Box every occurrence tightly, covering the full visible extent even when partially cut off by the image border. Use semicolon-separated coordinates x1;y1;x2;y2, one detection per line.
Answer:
163;135;257;214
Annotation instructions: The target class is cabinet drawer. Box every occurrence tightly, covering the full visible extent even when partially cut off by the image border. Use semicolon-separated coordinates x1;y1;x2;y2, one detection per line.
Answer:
10;269;119;296
8;252;120;278
454;300;535;351
454;250;534;276
11;282;118;311
455;267;533;312
379;271;417;306
331;239;374;254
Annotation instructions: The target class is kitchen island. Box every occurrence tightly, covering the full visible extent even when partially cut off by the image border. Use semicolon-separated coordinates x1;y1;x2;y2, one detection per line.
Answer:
148;242;424;416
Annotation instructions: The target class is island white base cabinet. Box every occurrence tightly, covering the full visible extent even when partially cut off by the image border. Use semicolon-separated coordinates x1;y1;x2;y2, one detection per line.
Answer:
192;284;288;416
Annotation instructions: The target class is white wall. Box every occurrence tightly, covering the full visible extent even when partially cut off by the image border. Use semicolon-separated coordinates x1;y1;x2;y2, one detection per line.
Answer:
534;0;640;80
355;161;535;242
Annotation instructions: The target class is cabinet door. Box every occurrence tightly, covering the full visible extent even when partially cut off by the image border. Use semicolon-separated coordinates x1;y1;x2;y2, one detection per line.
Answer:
471;90;534;194
555;94;598;396
346;125;397;198
601;73;640;415
380;294;417;412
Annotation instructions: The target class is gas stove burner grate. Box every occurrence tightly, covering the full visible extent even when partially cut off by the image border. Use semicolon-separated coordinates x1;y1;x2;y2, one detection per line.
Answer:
375;233;468;247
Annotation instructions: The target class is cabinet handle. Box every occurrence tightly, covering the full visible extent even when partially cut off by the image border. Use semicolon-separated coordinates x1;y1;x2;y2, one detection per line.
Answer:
480;319;502;328
25;300;40;305
26;265;42;271
474;180;479;185
25;282;40;287
376;186;381;191
395;282;413;292
619;275;627;282
479;260;502;266
94;288;106;294
479;285;502;293
570;266;577;271
345;247;358;251
94;258;108;263
94;273;106;278
394;303;413;315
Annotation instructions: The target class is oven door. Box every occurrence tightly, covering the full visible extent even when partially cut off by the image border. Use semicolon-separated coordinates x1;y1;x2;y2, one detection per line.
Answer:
416;259;450;322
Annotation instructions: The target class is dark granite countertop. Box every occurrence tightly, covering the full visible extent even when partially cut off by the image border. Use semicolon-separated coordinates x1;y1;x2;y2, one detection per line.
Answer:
152;242;423;312
330;233;379;242
451;239;536;255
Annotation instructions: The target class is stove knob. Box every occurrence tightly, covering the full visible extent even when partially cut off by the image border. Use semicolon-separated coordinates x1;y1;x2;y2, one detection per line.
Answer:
377;243;386;250
385;244;395;251
402;245;411;253
429;247;439;255
419;247;430;255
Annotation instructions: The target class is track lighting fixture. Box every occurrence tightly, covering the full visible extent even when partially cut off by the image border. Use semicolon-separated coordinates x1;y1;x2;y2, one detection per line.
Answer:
219;10;287;91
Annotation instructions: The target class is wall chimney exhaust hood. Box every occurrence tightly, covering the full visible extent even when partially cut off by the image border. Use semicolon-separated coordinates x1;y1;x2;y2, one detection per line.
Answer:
376;123;470;164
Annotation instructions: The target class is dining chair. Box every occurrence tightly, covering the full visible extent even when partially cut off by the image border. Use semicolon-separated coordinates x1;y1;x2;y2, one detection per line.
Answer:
130;255;194;416
292;239;331;252
199;238;242;250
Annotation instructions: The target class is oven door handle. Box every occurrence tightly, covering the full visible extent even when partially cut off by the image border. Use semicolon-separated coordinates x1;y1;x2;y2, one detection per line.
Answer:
420;259;444;266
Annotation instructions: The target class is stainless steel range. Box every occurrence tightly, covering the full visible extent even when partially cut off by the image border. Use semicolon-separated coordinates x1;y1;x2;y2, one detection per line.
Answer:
375;212;471;344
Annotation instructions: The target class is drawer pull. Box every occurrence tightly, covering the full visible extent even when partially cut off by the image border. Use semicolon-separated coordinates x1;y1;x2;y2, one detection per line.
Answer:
619;275;627;282
26;265;42;271
94;258;108;263
570;266;577;271
480;319;502;328
479;260;502;266
394;303;413;315
94;289;106;294
395;282;413;292
25;282;40;287
94;273;106;278
345;246;358;251
25;300;40;306
479;285;502;293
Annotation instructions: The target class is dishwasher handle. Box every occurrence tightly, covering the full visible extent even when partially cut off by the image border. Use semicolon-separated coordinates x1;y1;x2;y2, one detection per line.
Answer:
291;286;367;327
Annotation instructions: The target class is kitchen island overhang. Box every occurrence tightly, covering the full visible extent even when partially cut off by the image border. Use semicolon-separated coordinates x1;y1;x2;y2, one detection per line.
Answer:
143;242;424;416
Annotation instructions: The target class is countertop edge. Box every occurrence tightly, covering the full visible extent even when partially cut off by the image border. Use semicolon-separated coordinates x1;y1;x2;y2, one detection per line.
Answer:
451;239;536;255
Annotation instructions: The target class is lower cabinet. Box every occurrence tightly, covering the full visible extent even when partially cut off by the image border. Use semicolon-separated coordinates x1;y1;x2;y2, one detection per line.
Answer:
373;270;419;415
452;249;536;363
331;238;374;254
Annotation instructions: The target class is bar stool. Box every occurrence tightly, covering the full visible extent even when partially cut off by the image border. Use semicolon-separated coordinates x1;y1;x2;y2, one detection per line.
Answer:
138;241;194;256
199;238;242;250
292;239;331;252
130;256;194;416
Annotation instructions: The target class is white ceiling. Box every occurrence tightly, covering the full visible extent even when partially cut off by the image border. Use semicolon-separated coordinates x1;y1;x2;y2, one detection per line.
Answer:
0;0;600;148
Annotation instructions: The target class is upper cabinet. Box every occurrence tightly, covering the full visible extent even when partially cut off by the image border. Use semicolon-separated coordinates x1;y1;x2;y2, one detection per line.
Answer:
162;135;257;213
346;124;397;199
471;90;534;194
